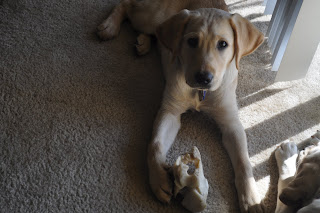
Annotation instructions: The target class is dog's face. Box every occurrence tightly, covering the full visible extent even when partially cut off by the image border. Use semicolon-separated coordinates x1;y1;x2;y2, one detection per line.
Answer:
180;12;235;90
156;8;264;91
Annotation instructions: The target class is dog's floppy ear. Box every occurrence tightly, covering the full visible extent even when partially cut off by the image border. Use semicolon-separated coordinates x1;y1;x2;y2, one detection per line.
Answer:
156;9;190;56
280;160;320;206
279;184;306;206
230;13;264;70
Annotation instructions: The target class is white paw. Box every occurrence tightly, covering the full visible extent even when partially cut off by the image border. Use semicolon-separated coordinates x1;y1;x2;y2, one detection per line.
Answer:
135;34;151;55
311;131;320;146
275;141;298;163
313;130;320;140
97;17;120;40
275;141;298;178
149;164;173;203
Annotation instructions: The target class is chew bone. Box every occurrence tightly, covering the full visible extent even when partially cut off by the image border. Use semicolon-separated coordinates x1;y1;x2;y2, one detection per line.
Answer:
173;146;209;212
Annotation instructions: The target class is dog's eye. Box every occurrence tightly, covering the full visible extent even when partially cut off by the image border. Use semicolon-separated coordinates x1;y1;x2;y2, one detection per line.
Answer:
217;40;228;50
187;37;199;48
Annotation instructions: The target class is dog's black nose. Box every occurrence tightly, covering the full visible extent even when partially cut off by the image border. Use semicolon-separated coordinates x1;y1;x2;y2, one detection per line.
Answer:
195;71;213;85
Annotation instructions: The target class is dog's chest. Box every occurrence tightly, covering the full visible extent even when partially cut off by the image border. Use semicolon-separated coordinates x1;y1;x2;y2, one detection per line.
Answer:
186;89;206;112
171;77;210;112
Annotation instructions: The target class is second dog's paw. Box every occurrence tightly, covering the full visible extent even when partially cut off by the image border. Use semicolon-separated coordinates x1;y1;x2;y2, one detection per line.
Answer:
149;165;173;203
97;17;120;40
311;132;320;146
275;141;298;177
135;34;151;56
275;141;298;162
312;130;320;140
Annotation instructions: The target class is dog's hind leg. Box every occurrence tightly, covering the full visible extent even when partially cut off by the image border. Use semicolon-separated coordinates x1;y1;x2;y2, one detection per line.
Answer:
275;141;298;213
97;0;132;40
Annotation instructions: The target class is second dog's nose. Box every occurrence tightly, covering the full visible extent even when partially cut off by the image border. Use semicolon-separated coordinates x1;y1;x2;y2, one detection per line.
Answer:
195;71;213;85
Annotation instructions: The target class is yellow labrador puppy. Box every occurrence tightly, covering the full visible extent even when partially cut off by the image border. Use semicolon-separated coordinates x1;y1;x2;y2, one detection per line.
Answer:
97;0;264;212
275;132;320;213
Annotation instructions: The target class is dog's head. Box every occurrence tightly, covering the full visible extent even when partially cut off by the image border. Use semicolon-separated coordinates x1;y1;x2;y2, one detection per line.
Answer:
280;146;320;207
156;8;264;91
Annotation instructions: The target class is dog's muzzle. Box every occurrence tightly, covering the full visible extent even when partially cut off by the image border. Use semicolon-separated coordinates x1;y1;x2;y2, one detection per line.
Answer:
186;71;213;90
195;71;213;86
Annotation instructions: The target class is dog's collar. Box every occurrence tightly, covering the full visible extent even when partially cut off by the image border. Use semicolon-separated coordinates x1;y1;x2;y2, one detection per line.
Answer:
199;90;206;101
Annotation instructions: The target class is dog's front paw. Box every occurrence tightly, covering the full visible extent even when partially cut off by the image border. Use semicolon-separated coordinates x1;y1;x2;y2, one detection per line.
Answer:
235;176;263;213
135;34;151;56
275;141;298;178
275;141;298;162
311;131;320;146
237;179;263;213
149;164;173;203
312;130;320;140
239;193;263;213
97;17;120;40
243;202;264;213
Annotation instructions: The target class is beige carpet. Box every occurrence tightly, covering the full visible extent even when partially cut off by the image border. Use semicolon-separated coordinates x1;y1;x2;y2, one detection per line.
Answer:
1;0;319;212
